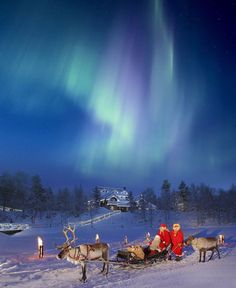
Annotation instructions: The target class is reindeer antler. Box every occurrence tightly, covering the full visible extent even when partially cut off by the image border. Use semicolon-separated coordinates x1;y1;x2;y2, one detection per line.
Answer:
63;224;77;245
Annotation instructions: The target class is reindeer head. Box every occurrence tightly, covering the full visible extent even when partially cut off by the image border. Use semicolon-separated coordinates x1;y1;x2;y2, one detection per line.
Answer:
57;224;76;260
218;234;225;245
184;235;195;246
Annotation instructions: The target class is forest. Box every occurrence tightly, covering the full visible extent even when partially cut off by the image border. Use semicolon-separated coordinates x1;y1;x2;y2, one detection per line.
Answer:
0;171;235;225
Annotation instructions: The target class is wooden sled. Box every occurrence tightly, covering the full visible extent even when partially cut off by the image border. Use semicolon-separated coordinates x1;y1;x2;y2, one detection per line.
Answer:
116;245;170;266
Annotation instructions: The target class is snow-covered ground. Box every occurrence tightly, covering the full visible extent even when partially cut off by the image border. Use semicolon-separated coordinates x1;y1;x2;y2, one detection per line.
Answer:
0;223;29;232
0;211;235;288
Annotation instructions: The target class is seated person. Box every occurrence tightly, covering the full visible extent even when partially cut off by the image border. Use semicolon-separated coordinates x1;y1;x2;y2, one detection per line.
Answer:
144;235;161;257
157;223;171;251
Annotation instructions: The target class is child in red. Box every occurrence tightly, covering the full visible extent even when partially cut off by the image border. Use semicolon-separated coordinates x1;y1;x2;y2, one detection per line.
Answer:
170;223;184;260
157;224;171;251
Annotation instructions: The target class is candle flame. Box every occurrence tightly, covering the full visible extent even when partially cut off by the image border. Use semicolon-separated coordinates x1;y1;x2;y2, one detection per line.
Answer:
38;236;43;246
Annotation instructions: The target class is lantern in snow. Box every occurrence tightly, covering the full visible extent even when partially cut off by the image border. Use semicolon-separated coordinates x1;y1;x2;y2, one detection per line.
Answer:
37;236;44;258
95;233;100;243
146;232;151;242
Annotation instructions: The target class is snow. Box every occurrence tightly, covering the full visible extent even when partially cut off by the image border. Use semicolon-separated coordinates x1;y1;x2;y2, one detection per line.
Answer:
70;210;121;227
0;211;235;288
0;223;29;232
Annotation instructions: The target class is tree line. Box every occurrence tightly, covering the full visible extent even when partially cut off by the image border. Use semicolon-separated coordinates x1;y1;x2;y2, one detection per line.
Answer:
136;180;236;225
0;172;236;225
0;171;88;222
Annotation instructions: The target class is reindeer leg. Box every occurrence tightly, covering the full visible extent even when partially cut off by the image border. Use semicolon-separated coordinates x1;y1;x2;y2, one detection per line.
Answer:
102;261;109;276
199;251;202;262
203;251;206;262
216;247;220;259
100;262;105;274
106;261;109;276
101;261;109;276
80;262;87;283
208;249;214;261
101;252;109;276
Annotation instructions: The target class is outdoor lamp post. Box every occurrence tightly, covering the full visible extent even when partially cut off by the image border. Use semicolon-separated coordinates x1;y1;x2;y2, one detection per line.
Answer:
95;233;100;243
37;236;44;259
146;232;151;242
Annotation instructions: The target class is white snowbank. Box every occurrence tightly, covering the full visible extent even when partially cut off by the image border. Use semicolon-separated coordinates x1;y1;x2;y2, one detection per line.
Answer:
0;223;29;232
0;211;235;288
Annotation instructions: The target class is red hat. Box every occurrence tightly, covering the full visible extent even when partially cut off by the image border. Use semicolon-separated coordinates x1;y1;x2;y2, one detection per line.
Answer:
160;224;167;228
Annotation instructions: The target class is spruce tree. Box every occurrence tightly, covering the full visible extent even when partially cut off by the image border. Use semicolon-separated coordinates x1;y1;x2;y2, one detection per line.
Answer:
161;179;171;224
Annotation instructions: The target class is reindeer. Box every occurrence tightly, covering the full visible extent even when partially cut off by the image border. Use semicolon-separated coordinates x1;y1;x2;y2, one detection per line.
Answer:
57;225;109;283
185;235;220;262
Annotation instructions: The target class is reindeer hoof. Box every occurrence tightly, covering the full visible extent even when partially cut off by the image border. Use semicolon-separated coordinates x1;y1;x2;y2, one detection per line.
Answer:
80;278;87;283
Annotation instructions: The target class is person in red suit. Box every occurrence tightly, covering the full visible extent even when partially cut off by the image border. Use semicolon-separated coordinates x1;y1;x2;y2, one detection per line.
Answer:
157;224;171;251
170;223;184;260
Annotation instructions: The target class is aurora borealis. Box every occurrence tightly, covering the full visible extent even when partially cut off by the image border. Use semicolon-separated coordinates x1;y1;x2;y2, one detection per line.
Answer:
0;0;235;190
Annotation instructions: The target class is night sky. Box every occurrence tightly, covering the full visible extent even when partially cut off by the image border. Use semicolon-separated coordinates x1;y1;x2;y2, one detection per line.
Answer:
0;0;235;191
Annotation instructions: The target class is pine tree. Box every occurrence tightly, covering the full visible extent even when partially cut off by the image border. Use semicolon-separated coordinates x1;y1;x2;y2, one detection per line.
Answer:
56;188;71;212
14;171;30;214
44;187;55;221
74;185;86;216
161;179;171;224
178;180;189;212
92;186;101;208
128;191;135;211
0;172;15;211
29;175;46;221
228;185;236;222
139;193;147;222
142;187;157;205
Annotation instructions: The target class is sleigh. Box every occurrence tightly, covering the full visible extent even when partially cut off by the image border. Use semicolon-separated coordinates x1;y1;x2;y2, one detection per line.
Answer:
115;244;170;266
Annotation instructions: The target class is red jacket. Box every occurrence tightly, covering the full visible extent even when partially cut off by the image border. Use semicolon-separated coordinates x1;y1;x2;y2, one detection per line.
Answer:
170;229;184;256
157;229;171;250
